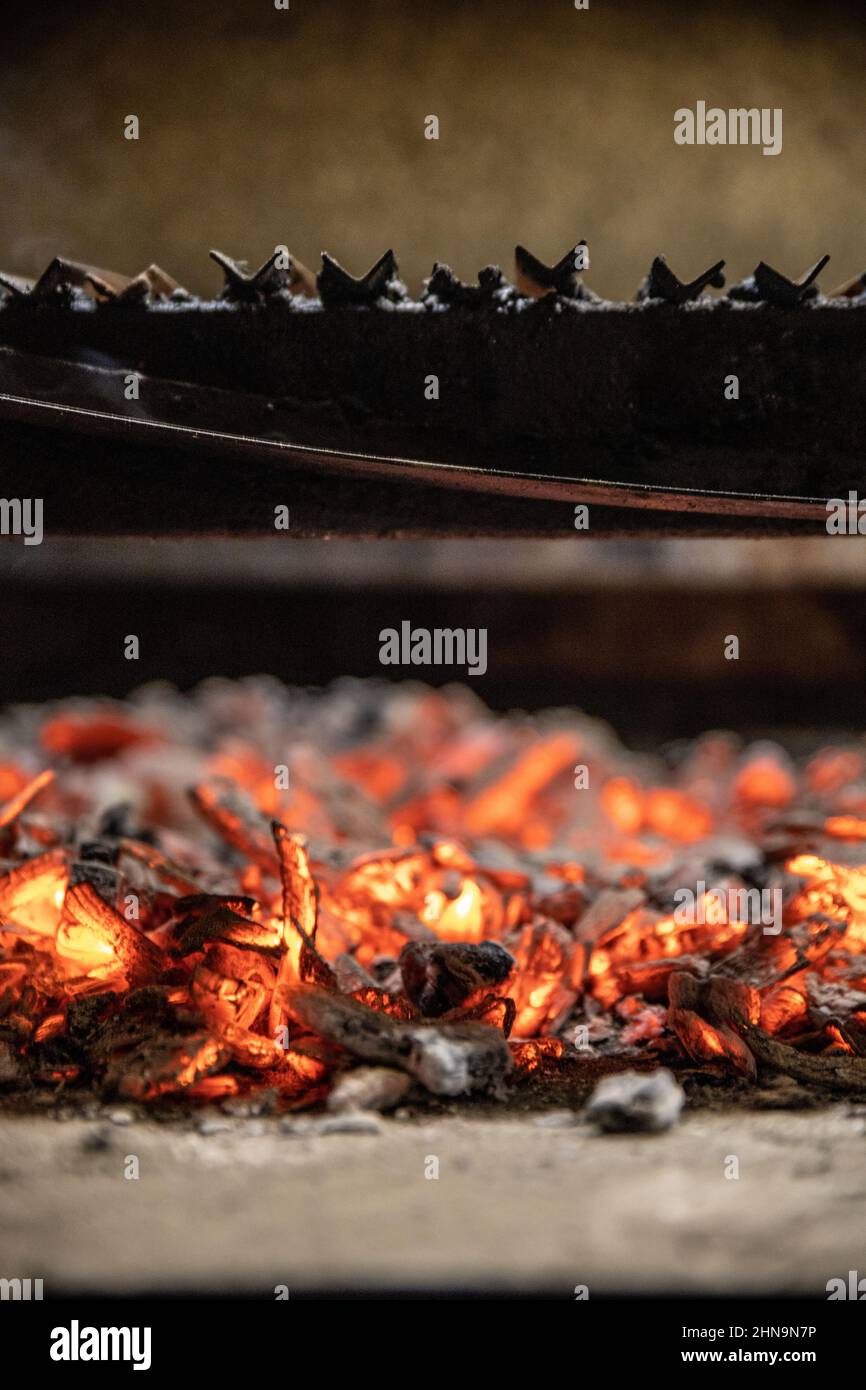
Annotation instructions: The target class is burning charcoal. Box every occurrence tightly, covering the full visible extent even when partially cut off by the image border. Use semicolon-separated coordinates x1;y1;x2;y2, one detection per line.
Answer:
807;977;866;1030
0;844;67;931
77;839;119;867
281;984;512;1096
62;882;165;988
174;892;259;917
272;822;335;987
288;745;389;842
191;945;273;1031
728;255;830;306
272;823;317;942
585;1067;685;1134
105;1031;229;1100
510;1037;564;1072
609;954;707;1003
69;854;122;903
327;1065;411;1113
399;939;514;1017
668;971;759;1079
171;895;258;928
84;986;191;1060
98;803;156;844
462;733;579;837
27;1034;83;1083
445;992;516;1036
504;918;581;1034
530;881;587;927
213;1021;289;1070
40;708;158;763
636;256;725;304
174;903;279;955
741;1027;866;1094
9;678;866;1115
317;250;407;308
66;993;115;1043
574;888;646;945
332;953;380;994
514;242;594;300
190;780;278;872
0;768;54;829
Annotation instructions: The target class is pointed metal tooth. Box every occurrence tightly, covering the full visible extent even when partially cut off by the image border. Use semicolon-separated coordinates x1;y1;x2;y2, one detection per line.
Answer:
85;264;184;304
753;256;828;305
683;259;726;297
29;257;101;300
138;264;183;299
31;257;80;297
796;254;831;291
1;259;140;302
209;249;272;301
209;248;309;303
83;272;125;302
317;250;404;307
0;272;32;297
514;242;589;299
209;248;249;290
638;255;725;304
734;255;831;306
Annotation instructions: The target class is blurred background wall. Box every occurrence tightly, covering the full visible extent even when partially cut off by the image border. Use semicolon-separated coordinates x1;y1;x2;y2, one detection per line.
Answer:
1;0;863;298
2;536;866;742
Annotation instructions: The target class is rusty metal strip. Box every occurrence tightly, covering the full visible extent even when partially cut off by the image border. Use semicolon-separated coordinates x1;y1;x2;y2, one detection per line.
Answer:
0;348;830;521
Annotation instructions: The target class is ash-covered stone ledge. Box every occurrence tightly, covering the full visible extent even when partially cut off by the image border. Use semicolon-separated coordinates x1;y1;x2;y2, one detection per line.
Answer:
1;1108;864;1296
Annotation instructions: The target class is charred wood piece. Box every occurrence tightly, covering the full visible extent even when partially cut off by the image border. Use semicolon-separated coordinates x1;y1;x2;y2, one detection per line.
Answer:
281;983;513;1096
399;939;514;1016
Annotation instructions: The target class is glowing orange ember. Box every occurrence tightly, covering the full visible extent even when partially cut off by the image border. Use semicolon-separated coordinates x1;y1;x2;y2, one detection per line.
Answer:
0;684;864;1107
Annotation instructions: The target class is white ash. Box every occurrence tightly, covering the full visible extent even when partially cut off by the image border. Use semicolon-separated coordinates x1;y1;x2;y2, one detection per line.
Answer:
315;1112;384;1136
586;1068;685;1134
327;1066;411;1114
404;1026;512;1098
532;1109;580;1128
196;1114;233;1136
280;1112;384;1137
406;1030;470;1096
